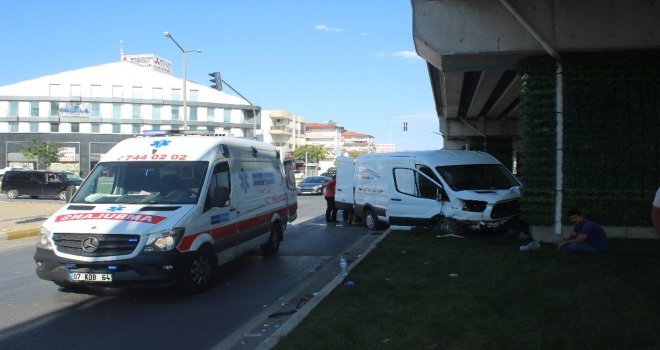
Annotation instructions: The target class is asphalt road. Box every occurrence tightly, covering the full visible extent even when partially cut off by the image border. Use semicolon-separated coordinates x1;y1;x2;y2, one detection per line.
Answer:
0;194;380;350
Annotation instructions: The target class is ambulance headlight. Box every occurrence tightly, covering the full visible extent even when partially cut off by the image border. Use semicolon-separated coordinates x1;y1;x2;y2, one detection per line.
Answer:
37;227;53;250
144;228;185;252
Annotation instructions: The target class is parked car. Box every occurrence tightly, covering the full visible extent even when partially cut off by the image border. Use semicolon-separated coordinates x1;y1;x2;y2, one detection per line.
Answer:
1;170;83;200
296;176;331;195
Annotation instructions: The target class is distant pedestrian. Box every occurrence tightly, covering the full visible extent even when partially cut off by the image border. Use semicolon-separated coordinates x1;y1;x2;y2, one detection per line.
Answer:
557;209;608;253
652;187;660;237
325;175;338;224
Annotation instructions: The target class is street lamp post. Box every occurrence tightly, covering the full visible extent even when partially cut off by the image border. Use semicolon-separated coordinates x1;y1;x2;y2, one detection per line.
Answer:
164;31;201;130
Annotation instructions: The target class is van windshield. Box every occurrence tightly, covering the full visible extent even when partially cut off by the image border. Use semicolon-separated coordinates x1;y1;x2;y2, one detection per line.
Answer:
436;164;520;191
71;161;208;204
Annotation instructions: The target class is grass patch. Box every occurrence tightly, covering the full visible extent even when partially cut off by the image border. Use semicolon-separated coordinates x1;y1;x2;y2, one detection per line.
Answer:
276;230;660;349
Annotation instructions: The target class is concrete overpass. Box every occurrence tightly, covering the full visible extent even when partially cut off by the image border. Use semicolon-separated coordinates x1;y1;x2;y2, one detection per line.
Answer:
411;0;660;151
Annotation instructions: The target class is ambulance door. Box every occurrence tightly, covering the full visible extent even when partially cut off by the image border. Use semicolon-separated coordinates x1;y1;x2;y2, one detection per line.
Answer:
196;161;239;260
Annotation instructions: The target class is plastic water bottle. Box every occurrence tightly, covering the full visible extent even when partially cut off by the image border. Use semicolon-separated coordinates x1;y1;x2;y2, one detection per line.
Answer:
339;256;348;277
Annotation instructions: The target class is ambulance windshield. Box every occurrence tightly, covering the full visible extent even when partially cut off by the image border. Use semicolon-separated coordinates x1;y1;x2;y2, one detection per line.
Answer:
436;164;520;191
71;161;208;204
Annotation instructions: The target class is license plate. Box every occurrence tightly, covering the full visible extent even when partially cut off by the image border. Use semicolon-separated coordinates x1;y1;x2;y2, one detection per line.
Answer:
69;272;113;282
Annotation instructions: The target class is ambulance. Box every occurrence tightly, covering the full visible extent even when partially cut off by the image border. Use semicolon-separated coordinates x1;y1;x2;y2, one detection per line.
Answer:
34;131;298;293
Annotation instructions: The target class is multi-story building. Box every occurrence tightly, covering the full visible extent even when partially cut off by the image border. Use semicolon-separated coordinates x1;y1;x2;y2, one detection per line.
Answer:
304;122;344;173
341;130;374;156
0;55;259;176
374;143;396;153
261;109;306;154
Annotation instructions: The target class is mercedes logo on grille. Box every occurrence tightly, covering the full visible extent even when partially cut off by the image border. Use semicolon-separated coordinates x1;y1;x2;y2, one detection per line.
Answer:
81;237;100;253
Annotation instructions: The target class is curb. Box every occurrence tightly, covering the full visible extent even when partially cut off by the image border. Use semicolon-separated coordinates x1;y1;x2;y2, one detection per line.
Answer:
255;228;392;349
2;226;41;241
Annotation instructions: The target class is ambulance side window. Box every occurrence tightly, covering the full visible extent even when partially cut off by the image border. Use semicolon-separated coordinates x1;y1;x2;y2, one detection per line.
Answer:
207;162;231;209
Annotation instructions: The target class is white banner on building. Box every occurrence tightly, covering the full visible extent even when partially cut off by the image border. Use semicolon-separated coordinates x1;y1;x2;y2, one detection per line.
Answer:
122;54;172;74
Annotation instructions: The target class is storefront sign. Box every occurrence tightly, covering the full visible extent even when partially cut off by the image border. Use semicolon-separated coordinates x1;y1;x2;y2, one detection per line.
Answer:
59;103;90;117
59;147;76;162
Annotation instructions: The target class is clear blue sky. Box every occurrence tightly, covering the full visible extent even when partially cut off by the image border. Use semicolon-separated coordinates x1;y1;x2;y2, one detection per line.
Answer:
1;0;443;150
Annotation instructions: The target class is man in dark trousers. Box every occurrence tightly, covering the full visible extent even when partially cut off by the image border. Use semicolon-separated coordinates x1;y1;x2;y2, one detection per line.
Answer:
324;175;338;224
557;209;608;253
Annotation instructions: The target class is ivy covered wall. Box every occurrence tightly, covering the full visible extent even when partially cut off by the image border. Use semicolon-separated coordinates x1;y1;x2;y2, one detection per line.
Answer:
518;51;660;226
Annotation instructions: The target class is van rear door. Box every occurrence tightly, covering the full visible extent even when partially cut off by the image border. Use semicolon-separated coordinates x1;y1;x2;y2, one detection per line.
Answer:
335;156;354;208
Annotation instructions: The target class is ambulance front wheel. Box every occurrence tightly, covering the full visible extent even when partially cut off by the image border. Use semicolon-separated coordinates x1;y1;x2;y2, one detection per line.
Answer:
261;223;282;255
178;245;218;294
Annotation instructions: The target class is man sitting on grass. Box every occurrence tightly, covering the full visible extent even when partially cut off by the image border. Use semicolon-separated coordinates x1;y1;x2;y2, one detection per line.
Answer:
557;209;609;253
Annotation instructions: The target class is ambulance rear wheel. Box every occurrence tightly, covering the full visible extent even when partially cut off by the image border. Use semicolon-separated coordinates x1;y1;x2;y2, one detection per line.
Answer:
178;245;217;293
261;223;282;255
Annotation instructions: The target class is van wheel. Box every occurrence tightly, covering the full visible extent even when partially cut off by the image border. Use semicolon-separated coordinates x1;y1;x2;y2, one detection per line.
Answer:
261;223;282;255
178;245;217;294
6;189;19;199
364;210;383;231
58;191;67;201
436;218;463;236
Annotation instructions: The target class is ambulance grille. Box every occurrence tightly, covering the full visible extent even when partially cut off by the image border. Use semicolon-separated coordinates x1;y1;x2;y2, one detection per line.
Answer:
52;233;141;257
491;199;521;219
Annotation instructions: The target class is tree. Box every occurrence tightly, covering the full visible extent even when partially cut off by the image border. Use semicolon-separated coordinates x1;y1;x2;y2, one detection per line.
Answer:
20;139;62;169
292;144;327;164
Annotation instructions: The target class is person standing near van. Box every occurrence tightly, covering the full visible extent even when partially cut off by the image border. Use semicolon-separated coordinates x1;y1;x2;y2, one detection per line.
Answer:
557;209;608;253
325;175;338;224
652;186;660;237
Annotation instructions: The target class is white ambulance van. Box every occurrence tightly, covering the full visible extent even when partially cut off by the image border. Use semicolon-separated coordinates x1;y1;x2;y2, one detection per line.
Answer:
34;132;298;293
335;150;522;234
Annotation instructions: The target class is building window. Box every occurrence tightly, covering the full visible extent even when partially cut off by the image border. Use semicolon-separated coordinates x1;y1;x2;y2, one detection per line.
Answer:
9;122;18;132
132;104;141;119
224;109;231;122
152;87;163;100
132;124;141;134
189;89;199;101
172;106;179;120
50;123;59;132
70;84;81;97
71;123;80;133
152;105;161;120
112;124;121;133
50;102;59;116
9;101;18;116
152;124;161;131
189;106;197;121
132;86;142;99
113;103;122;118
90;103;101;117
91;123;100;133
112;85;123;98
30;122;39;132
91;84;102;97
207;107;214;121
171;88;181;101
30;101;40;117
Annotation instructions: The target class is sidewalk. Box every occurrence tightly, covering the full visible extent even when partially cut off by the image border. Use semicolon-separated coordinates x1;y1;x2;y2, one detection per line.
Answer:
0;201;63;240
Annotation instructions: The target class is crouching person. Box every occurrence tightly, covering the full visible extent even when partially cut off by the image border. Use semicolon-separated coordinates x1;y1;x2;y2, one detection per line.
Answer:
557;209;608;253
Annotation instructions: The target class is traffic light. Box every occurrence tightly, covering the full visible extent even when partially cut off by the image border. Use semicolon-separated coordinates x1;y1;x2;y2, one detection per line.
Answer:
403;122;408;131
209;71;222;91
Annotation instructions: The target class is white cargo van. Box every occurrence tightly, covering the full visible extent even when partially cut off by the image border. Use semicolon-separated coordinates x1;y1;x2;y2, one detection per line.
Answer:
34;132;298;293
335;150;522;234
